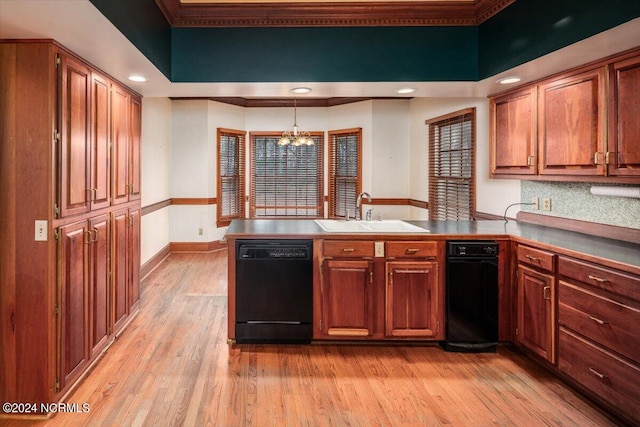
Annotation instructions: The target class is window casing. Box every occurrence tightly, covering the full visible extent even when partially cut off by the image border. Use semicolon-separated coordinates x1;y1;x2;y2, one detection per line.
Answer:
216;128;246;227
249;132;324;218
426;108;476;220
328;128;362;219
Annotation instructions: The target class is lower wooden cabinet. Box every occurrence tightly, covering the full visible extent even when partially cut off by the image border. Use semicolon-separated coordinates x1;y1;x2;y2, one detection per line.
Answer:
57;209;139;394
517;264;556;363
321;259;374;337
385;261;439;338
318;239;443;340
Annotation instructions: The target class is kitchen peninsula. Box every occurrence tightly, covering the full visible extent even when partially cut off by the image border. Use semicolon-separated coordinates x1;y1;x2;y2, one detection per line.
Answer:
225;218;640;425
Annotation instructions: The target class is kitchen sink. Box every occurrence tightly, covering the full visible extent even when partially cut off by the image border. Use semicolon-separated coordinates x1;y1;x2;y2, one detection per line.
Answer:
315;219;429;233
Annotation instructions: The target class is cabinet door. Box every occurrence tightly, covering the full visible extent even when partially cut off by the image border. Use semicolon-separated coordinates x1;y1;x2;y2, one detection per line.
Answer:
111;209;129;332
608;53;640;176
386;261;440;338
111;83;129;205
90;73;111;210
128;208;141;311
517;265;556;363
58;221;90;389
489;87;537;176
322;260;374;337
538;67;606;176
128;95;142;201
89;214;110;358
59;54;91;217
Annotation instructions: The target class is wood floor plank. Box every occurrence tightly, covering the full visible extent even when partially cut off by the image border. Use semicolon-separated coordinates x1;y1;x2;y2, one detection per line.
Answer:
2;250;624;426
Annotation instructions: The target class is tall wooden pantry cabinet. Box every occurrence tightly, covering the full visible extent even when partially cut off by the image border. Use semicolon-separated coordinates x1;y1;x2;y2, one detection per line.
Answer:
0;40;141;418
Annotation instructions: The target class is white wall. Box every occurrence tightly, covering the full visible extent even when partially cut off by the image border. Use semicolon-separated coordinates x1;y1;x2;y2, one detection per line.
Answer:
409;98;521;219
140;97;171;264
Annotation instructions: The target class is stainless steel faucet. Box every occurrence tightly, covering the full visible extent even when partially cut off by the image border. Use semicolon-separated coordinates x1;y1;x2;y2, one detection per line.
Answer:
356;192;372;220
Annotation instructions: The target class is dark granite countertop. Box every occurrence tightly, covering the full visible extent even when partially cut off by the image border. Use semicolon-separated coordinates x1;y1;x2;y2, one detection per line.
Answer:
225;219;640;272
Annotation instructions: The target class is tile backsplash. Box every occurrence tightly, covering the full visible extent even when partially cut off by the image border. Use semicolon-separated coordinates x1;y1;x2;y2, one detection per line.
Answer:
521;181;640;229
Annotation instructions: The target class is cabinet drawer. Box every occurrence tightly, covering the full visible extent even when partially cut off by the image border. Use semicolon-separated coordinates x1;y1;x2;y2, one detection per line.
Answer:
559;256;640;303
517;245;555;272
386;241;438;258
559;281;640;363
324;240;374;258
559;327;640;423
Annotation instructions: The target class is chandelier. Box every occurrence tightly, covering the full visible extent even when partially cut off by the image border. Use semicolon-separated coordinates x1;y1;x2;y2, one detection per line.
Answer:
278;98;314;146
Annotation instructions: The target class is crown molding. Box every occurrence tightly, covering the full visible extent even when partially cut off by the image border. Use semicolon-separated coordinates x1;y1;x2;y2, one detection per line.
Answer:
154;0;515;28
169;97;407;106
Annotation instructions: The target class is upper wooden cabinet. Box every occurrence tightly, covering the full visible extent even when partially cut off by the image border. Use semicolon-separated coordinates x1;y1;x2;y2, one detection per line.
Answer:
538;67;606;176
608;53;640;177
489;47;640;182
489;87;537;176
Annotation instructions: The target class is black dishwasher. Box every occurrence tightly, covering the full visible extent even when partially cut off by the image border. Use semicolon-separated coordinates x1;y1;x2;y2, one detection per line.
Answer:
235;239;313;344
444;241;499;353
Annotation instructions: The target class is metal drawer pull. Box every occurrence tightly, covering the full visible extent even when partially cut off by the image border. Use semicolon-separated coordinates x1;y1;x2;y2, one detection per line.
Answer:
405;248;420;254
587;315;608;325
543;286;551;300
342;248;355;253
588;367;608;380
525;255;540;262
588;274;608;283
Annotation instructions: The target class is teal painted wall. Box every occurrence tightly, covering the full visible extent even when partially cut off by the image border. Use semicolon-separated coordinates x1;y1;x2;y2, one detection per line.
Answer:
171;26;477;82
478;0;640;79
90;0;639;82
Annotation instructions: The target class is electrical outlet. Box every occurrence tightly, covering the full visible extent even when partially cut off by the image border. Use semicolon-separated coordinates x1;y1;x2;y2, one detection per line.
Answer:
542;198;551;211
198;228;204;236
374;241;385;257
531;197;539;210
35;220;48;241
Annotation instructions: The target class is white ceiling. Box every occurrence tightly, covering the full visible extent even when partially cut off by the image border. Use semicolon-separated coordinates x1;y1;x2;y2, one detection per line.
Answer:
1;0;639;99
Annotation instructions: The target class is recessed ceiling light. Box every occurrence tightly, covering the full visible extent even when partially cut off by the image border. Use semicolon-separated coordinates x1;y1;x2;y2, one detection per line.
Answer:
498;77;521;85
128;75;147;82
290;87;312;94
395;87;415;94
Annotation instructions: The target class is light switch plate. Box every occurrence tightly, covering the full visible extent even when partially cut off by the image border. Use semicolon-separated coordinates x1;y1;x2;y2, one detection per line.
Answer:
35;220;48;241
375;241;385;257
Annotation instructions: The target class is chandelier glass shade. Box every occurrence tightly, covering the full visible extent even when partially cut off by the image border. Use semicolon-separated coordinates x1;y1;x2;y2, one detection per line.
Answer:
278;99;314;146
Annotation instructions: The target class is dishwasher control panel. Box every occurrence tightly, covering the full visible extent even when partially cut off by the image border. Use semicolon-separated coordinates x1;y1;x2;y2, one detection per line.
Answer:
447;241;498;257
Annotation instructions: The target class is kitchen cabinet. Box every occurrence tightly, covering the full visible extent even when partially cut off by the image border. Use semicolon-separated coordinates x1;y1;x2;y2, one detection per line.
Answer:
489;87;537;176
58;221;91;390
558;256;640;424
489;46;640;182
59;53;92;218
385;241;440;338
538;67;606;176
112;207;141;334
0;40;141;414
608;52;640;177
516;245;556;364
318;239;443;340
112;87;142;205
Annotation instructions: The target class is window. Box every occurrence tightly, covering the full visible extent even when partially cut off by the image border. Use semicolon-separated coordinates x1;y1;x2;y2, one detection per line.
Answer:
249;132;324;218
426;108;475;220
216;128;246;227
328;128;362;219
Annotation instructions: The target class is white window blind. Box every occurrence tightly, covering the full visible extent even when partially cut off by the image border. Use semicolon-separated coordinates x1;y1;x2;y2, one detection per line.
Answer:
249;132;324;218
426;108;476;220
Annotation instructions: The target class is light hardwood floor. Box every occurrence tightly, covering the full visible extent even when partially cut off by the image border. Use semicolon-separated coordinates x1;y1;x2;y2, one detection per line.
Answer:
5;250;622;426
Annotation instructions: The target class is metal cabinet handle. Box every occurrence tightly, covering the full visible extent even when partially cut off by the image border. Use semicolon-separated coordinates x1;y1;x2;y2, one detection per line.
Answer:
525;255;540;262
588;315;608;325
342;248;355;253
92;228;99;243
527;155;535;166
543;286;551;300
594;152;601;165
588;367;608;380
405;248;419;254
588;274;608;283
84;230;92;245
